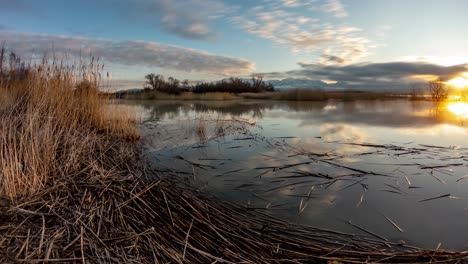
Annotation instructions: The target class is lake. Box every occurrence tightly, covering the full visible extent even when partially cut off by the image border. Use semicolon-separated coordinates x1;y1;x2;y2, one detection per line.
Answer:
119;99;468;250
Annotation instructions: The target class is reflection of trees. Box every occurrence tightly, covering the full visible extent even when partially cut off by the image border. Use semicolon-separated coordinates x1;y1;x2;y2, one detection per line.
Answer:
191;102;266;118
284;101;328;112
122;100;329;121
120;99;467;128
144;102;185;120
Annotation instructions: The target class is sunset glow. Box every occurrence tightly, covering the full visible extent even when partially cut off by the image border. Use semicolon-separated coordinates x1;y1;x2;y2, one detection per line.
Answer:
447;102;468;119
0;0;467;89
447;75;468;89
3;0;468;259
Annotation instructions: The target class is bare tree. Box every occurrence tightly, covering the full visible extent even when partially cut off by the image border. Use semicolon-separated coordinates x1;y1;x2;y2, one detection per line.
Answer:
144;73;165;91
167;77;180;88
251;74;264;91
428;78;448;101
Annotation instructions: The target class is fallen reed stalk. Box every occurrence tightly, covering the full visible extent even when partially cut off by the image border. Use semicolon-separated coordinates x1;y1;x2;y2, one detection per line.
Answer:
3;169;468;263
1;51;467;263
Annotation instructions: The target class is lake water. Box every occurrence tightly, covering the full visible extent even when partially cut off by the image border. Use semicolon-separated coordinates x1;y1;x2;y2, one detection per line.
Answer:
120;99;468;250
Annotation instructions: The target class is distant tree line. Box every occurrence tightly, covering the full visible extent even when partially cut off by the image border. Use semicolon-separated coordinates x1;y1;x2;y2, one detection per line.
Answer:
143;73;189;95
144;73;274;94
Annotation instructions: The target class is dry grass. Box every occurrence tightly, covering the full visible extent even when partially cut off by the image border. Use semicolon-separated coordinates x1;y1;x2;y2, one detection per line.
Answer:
125;89;401;102
0;51;139;201
1;51;466;263
242;90;396;101
125;91;240;101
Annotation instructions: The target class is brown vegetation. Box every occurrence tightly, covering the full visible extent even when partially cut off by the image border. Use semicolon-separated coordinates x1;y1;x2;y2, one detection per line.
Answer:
428;78;449;101
1;50;466;263
124;91;240;100
192;74;274;94
242;89;397;101
0;51;138;200
139;73;274;95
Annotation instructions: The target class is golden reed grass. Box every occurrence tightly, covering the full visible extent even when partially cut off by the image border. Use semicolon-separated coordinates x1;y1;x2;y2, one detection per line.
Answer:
0;50;138;201
1;50;466;263
125;91;239;100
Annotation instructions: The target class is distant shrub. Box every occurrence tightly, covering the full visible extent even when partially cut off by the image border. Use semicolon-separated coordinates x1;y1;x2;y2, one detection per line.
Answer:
141;73;274;95
428;78;448;101
192;75;274;94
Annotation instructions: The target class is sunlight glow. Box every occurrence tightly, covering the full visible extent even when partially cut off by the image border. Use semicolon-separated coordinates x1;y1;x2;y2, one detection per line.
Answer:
447;102;468;119
410;74;439;82
447;75;468;89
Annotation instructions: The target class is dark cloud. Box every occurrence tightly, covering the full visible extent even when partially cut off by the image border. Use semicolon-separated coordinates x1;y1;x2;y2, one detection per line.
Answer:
297;62;466;81
263;61;468;91
321;54;346;64
0;32;255;75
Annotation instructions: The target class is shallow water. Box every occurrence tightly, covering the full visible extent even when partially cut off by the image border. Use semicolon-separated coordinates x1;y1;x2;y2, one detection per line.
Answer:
120;99;468;250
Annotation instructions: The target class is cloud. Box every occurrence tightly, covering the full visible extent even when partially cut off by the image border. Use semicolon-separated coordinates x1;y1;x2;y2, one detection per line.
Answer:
321;54;346;64
116;0;236;40
280;0;316;8
322;0;347;18
0;32;255;75
231;0;368;64
262;61;468;91
0;0;235;40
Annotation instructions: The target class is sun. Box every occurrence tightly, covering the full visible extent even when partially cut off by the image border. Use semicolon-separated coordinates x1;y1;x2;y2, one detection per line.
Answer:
447;102;468;119
447;75;468;89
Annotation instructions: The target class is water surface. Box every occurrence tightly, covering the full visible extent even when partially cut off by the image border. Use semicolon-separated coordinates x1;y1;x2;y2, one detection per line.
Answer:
121;99;468;250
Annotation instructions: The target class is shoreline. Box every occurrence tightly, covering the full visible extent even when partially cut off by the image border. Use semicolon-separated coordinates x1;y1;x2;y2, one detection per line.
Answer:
1;56;467;263
4;159;468;263
115;90;468;102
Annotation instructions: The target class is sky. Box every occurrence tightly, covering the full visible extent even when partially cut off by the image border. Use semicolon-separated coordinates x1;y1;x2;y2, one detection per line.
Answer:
1;0;468;90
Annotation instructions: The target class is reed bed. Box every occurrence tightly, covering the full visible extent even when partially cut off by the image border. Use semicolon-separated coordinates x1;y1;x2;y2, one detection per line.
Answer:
0;51;138;200
124;91;240;101
241;90;397;101
2;171;468;263
1;51;467;263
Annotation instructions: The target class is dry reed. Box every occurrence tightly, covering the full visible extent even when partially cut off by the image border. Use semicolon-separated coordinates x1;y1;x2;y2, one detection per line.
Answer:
1;50;466;263
0;50;138;201
125;91;240;101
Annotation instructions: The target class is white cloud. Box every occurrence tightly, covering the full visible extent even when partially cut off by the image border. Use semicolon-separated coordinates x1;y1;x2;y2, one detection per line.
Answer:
231;1;368;64
282;0;304;7
322;0;348;18
0;32;255;75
